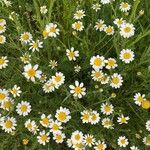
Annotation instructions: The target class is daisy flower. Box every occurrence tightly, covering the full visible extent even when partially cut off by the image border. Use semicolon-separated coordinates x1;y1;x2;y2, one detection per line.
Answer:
81;110;91;123
92;3;101;12
20;53;31;64
37;130;50;145
20;32;32;43
105;58;117;69
90;110;100;125
74;10;86;20
120;2;131;12
146;120;150;131
52;72;65;88
16;101;31;116
100;74;110;85
53;131;66;143
45;23;60;37
39;74;47;83
104;25;115;35
0;56;9;69
0;98;14;111
66;47;79;61
74;65;81;73
40;6;48;14
29;40;43;52
66;138;73;148
113;18;126;28
133;93;146;106
42;79;55;93
0;19;6;26
0;24;6;34
117;136;129;147
25;119;39;134
90;55;105;70
0;35;6;44
83;134;95;147
117;114;130;124
143;136;150;146
91;70;104;81
0;116;17;133
120;23;135;38
110;73;123;89
94;140;107;150
101;102;114;115
130;146;139;150
71;130;84;144
40;114;52;128
42;29;49;39
23;64;42;82
69;81;86;99
10;85;22;98
0;89;9;103
49;60;58;69
95;19;106;31
102;117;114;129
120;49;135;63
72;21;84;31
49;120;63;134
55;107;71;123
72;143;85;150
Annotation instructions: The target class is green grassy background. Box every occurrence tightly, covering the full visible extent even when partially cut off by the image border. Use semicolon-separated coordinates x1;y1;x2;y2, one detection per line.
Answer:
0;0;150;149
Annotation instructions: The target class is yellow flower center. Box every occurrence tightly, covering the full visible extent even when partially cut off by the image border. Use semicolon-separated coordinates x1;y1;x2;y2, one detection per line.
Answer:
95;72;102;78
86;137;92;144
75;22;81;29
56;134;62;141
137;96;144;103
98;23;103;28
120;139;126;144
117;20;123;25
0;19;3;23
5;120;13;128
91;114;97;121
11;89;17;95
74;86;81;94
0;93;6;100
108;60;115;66
0;36;4;43
20;105;27;112
104;105;111;112
22;34;29;40
50;27;56;33
43;30;49;38
0;58;4;65
122;3;129;8
83;113;90;121
52;124;59;131
112;77;119;84
3;101;12;109
55;75;61;82
42;118;49;125
94;58;102;66
0;25;4;31
32;42;38;48
123;52;131;59
142;100;150;109
75;134;81;141
97;144;103;150
104;120;111;126
27;68;36;77
27;123;32;129
124;27;131;33
41;134;48;142
69;51;75;58
58;112;67;121
106;27;113;33
121;118;126;123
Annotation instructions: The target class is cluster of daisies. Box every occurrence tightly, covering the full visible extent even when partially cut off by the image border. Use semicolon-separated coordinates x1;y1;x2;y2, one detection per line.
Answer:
90;49;134;89
0;0;149;149
0;19;8;70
